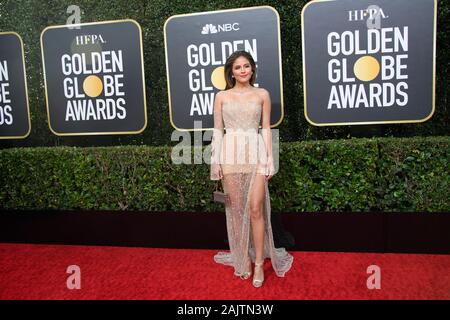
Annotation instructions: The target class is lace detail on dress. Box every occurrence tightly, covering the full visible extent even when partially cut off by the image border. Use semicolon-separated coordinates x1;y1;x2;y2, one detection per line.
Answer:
210;98;293;278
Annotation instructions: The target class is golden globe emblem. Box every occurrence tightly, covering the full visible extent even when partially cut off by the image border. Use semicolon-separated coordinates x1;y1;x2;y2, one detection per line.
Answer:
83;75;103;97
354;56;380;82
211;66;226;90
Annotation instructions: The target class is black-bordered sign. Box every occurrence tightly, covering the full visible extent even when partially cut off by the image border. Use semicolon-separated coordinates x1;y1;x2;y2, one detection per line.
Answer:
40;19;147;136
0;32;31;139
164;6;284;131
302;0;436;126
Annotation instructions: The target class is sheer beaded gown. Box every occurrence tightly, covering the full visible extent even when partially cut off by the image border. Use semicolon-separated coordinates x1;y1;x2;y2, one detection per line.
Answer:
210;97;293;278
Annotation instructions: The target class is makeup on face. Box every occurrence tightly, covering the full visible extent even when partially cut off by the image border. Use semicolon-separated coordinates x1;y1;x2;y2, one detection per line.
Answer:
232;58;252;80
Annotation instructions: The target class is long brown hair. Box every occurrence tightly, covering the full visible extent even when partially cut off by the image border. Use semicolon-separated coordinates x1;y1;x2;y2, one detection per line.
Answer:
224;51;257;90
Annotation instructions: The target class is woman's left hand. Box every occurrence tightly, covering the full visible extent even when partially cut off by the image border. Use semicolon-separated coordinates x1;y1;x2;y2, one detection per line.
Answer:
265;156;275;181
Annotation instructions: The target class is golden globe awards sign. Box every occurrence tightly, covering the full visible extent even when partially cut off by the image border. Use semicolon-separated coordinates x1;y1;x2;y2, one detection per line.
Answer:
302;0;436;126
41;20;147;135
164;6;283;131
0;32;31;139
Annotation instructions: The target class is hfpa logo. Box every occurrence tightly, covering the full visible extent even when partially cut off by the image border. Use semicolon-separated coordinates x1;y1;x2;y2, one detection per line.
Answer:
348;5;388;22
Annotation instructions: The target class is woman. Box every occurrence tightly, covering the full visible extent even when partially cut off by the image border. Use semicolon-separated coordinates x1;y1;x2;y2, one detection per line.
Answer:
210;50;293;288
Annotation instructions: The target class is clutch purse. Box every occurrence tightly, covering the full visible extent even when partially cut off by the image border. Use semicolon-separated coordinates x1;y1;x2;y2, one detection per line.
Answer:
213;181;230;204
213;191;229;204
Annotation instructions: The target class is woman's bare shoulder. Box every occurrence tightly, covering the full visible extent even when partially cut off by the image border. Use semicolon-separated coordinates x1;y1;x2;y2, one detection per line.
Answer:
216;90;232;99
215;90;227;103
255;87;270;101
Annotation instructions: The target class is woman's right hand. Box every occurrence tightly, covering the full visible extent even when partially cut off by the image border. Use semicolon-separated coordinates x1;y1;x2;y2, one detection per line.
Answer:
212;164;224;180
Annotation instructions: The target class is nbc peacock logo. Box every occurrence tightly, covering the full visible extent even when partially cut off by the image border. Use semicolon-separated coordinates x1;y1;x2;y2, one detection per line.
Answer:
201;22;240;35
201;24;218;35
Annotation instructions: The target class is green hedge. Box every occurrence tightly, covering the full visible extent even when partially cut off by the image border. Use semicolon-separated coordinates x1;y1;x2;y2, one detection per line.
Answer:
1;136;448;212
0;0;449;148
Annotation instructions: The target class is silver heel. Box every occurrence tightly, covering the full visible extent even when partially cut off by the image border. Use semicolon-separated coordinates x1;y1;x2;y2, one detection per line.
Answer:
239;259;252;280
252;260;264;288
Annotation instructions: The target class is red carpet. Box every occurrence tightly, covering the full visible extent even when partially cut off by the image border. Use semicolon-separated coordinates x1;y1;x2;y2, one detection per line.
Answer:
0;243;448;300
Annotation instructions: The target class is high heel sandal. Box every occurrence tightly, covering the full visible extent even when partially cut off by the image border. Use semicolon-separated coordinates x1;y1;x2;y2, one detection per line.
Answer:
239;259;252;280
252;260;265;288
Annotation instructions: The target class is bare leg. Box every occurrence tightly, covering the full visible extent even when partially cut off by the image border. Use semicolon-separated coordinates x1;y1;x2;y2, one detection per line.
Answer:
249;174;266;286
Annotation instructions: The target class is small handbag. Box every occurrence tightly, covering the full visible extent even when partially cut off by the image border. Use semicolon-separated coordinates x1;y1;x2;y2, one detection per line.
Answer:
213;180;230;205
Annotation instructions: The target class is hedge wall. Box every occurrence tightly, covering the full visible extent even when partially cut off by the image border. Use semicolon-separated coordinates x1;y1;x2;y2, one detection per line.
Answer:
0;0;449;148
1;136;448;212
